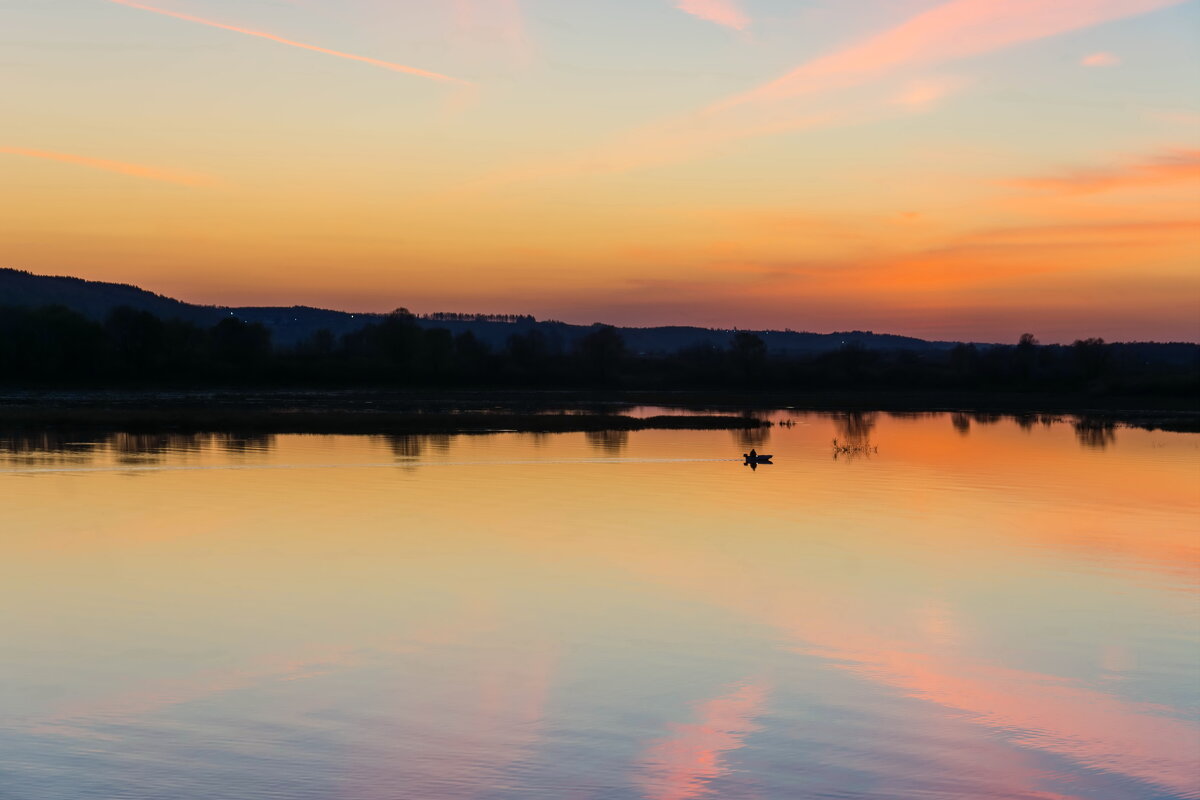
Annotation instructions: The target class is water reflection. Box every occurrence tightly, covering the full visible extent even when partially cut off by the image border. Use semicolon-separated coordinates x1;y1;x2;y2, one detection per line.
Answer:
522;431;551;448
1;414;1196;799
731;426;770;451
0;431;96;465
951;412;972;435
384;434;426;459
109;432;271;464
0;413;1174;469
1075;418;1119;449
635;681;768;800
831;411;877;446
0;431;273;466
829;411;879;460
586;429;629;454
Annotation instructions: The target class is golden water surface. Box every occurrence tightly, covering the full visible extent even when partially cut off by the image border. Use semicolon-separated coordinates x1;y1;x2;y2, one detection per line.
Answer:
2;411;1197;799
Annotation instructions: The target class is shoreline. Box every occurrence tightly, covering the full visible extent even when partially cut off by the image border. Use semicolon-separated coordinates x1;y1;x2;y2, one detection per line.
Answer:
1;388;1195;434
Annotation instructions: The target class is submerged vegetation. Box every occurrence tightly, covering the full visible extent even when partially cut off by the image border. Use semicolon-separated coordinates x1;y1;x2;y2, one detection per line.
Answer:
0;306;1196;404
832;438;878;457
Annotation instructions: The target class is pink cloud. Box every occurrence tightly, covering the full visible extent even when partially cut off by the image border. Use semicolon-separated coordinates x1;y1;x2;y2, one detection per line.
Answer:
450;0;532;62
1082;51;1121;66
721;0;1183;109
469;0;1185;190
890;76;969;109
673;0;750;30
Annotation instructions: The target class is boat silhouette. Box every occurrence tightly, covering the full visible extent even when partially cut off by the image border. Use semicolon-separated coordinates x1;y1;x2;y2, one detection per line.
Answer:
743;451;773;466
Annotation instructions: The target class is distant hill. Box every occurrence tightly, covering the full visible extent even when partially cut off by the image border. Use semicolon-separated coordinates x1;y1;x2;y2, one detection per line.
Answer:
0;267;967;354
0;268;386;348
0;268;210;324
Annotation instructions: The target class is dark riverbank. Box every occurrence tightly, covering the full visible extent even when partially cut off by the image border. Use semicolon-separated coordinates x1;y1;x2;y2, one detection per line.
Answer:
0;407;765;437
1;389;1196;433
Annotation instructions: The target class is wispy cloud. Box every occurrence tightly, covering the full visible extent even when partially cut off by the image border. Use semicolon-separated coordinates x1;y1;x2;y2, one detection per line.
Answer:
890;76;970;109
456;111;839;192
721;0;1184;110
1081;51;1121;66
450;0;532;63
470;0;1185;189
1013;148;1200;194
1148;110;1200;127
104;0;471;85
0;145;213;186
672;0;750;31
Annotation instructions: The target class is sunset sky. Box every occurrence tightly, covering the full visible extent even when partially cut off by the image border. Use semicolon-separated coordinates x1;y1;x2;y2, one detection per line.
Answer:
2;0;1198;342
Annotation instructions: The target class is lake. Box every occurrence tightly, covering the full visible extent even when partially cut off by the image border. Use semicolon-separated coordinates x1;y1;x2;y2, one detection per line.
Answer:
2;411;1197;800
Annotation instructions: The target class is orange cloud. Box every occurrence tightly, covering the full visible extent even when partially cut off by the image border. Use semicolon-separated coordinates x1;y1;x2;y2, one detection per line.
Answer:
673;0;750;30
0;145;212;187
1013;148;1200;194
104;0;471;85
723;0;1185;109
1082;51;1121;66
972;218;1200;242
636;680;768;800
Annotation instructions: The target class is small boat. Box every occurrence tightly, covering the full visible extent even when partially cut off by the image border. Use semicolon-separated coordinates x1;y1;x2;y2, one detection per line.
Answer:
743;453;773;465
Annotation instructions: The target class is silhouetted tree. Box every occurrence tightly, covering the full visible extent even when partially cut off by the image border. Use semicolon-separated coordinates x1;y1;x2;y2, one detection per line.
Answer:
421;327;454;379
949;343;979;385
820;342;878;386
309;328;336;356
730;332;767;382
1015;333;1039;383
210;317;271;367
0;303;1195;396
106;307;167;374
373;312;423;374
507;329;551;380
0;306;104;379
453;331;491;379
1073;337;1111;382
577;325;626;383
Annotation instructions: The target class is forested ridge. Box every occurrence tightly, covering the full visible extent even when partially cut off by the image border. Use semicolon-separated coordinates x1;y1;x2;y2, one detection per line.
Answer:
1;304;1195;397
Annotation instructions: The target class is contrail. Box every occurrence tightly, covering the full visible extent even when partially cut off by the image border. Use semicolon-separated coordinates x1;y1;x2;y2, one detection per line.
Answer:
0;457;740;476
104;0;472;85
0;145;212;186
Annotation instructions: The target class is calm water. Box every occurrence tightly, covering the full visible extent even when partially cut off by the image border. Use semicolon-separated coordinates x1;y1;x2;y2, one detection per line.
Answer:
2;412;1198;800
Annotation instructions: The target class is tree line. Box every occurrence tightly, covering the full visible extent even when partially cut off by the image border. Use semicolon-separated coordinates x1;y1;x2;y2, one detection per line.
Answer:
0;305;1195;396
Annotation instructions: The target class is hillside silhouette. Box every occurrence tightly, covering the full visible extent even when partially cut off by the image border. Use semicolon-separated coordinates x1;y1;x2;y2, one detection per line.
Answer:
0;268;952;353
1;268;1196;399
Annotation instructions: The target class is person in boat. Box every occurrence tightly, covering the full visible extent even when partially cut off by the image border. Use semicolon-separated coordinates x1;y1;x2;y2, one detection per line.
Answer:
749;449;757;460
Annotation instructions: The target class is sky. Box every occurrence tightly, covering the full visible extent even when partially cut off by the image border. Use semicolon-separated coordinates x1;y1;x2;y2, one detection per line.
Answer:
1;0;1198;342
